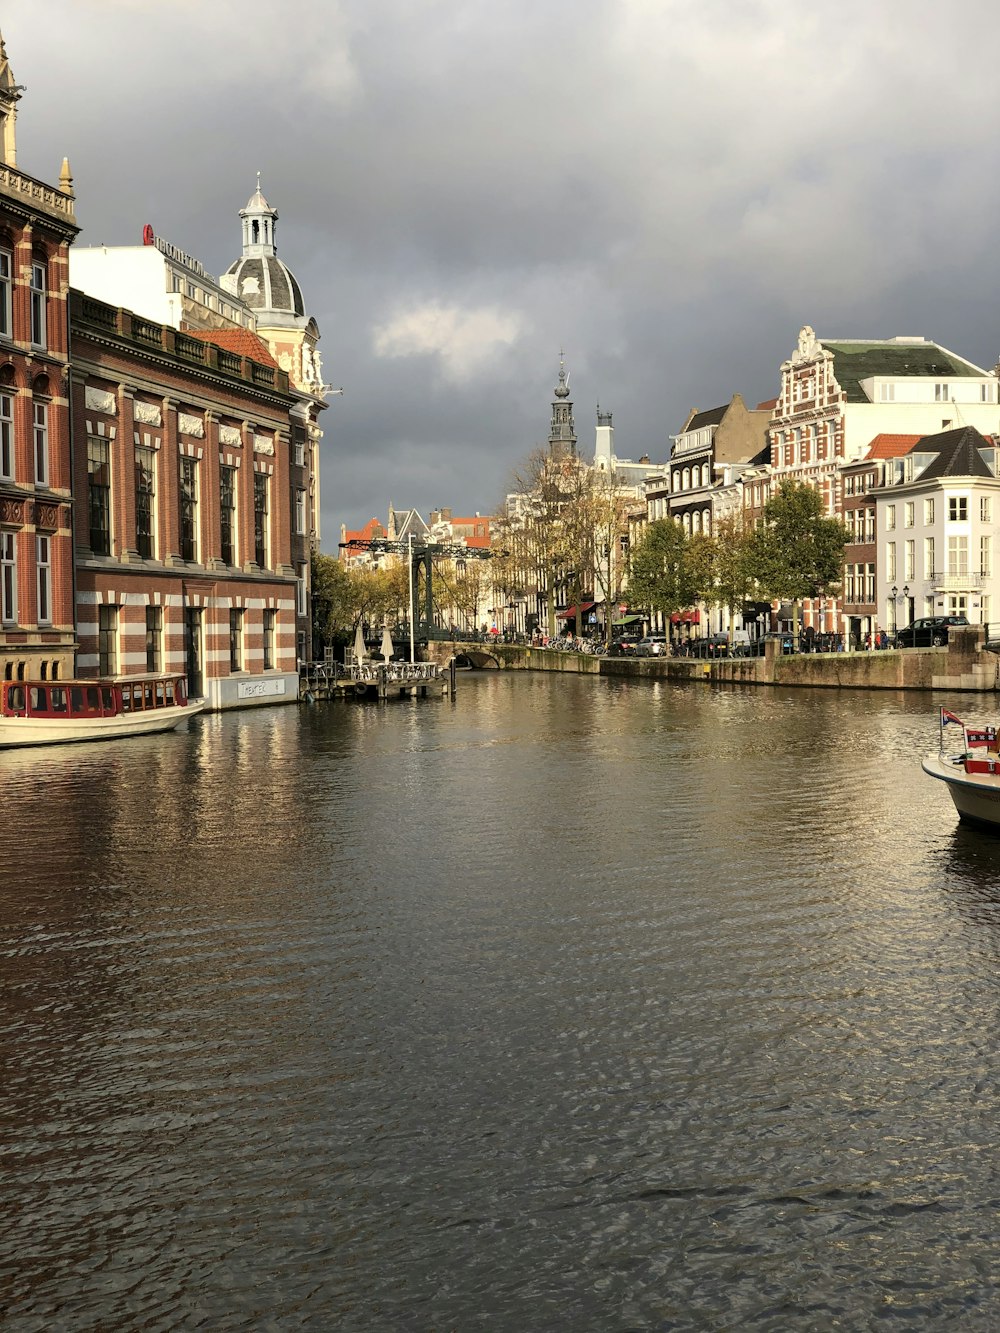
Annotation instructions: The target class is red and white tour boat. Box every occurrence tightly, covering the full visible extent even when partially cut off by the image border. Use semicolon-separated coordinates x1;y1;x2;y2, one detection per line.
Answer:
922;707;1000;830
0;675;205;748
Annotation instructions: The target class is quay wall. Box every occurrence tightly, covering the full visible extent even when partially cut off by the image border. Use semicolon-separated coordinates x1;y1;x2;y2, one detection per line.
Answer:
425;627;1000;692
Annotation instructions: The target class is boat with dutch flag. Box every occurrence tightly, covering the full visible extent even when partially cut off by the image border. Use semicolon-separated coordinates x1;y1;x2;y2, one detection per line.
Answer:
922;707;1000;830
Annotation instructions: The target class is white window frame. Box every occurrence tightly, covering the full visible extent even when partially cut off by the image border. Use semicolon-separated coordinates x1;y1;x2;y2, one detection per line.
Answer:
295;488;307;536
886;504;895;531
1;529;16;624
0;392;11;480
904;501;914;528
36;534;51;625
981;496;992;523
33;402;49;485
924;498;935;525
948;496;968;522
30;261;46;348
0;247;11;339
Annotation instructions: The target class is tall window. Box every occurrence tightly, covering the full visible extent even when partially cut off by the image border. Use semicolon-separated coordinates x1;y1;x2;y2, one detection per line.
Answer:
1;530;15;624
88;438;111;555
295;487;307;535
925;536;936;578
981;497;992;523
146;605;162;672
981;536;992;579
904;502;914;528
293;427;305;467
135;446;155;559
98;604;118;676
296;564;307;617
33;403;48;485
0;248;11;339
924;498;935;525
229;608;243;671
220;464;236;565
886;542;896;582
35;535;51;625
948;535;969;577
30;261;46;347
263;608;275;670
904;539;914;582
179;456;198;561
886;504;895;531
0;392;11;480
253;472;268;568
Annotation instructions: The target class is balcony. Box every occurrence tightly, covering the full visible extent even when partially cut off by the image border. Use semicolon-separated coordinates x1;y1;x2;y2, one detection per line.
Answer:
929;571;988;590
0;161;76;225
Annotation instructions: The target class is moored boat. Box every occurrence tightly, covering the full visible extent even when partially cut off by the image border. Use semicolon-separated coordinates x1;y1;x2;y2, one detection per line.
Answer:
0;675;205;748
922;707;1000;830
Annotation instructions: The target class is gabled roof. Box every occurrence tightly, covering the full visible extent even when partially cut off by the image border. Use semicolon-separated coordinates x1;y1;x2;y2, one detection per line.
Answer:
863;433;922;460
683;404;728;432
187;327;279;368
914;426;995;481
341;517;387;546
819;339;987;403
755;397;778;411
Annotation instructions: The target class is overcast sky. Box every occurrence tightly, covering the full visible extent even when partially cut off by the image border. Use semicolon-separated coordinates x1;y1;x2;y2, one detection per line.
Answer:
9;0;1000;548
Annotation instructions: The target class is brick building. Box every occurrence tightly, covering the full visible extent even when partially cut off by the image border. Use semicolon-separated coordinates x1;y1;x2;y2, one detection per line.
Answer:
70;291;300;709
0;35;79;683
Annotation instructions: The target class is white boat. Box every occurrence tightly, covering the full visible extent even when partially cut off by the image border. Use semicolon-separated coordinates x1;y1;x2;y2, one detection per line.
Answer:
922;707;1000;830
0;675;205;747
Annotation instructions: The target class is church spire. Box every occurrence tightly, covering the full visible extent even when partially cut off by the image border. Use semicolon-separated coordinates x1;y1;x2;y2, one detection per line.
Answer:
239;173;278;257
549;352;577;457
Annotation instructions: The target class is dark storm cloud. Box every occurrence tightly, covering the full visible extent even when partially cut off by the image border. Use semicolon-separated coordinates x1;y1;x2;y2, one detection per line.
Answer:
9;0;1000;546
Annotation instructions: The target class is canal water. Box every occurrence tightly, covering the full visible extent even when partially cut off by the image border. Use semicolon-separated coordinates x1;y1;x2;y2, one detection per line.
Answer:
3;673;1000;1330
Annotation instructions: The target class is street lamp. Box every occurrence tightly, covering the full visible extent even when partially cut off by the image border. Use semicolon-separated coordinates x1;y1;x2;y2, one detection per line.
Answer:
890;583;911;634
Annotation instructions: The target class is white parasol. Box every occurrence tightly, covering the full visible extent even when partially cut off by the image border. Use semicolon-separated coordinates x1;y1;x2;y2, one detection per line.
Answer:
353;622;366;664
379;627;394;662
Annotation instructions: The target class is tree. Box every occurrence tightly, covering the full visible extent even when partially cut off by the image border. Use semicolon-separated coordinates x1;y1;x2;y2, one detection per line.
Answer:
750;481;849;628
311;551;409;658
711;512;758;635
626;520;708;619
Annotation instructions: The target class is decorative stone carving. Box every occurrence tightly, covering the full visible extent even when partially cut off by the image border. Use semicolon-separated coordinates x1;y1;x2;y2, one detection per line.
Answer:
0;497;23;524
34;503;59;530
178;412;205;438
254;434;275;456
85;386;116;415
134;401;162;426
219;425;242;447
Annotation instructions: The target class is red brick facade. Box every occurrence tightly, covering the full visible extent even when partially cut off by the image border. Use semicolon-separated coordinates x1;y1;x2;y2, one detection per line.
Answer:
0;160;79;683
70;292;300;709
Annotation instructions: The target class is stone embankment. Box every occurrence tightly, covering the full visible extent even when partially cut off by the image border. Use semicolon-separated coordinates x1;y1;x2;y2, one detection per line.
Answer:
427;627;999;692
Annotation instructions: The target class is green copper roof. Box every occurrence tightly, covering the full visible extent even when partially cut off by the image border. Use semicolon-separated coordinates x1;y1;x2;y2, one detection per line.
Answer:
820;340;987;403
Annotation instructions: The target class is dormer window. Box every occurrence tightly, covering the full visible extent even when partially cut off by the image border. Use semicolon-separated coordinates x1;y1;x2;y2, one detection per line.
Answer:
934;383;950;402
880;383;895;402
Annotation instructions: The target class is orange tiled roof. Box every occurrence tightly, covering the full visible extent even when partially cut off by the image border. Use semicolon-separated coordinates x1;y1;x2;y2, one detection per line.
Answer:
342;517;386;546
755;397;778;411
187;327;279;369
864;433;923;460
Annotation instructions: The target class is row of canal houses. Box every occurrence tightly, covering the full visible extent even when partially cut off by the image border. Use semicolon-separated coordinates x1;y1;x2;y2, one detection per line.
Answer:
633;325;1000;645
0;36;327;709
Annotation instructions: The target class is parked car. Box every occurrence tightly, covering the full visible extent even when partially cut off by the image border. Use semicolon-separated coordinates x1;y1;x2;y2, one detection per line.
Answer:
895;615;969;648
691;633;731;658
635;635;667;657
608;636;641;656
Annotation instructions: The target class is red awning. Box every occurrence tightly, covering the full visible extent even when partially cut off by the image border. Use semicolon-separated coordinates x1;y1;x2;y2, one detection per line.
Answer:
556;601;596;619
669;610;700;624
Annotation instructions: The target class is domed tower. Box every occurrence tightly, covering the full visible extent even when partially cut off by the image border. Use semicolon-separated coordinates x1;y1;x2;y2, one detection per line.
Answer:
220;177;330;666
220;176;325;398
548;354;577;457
